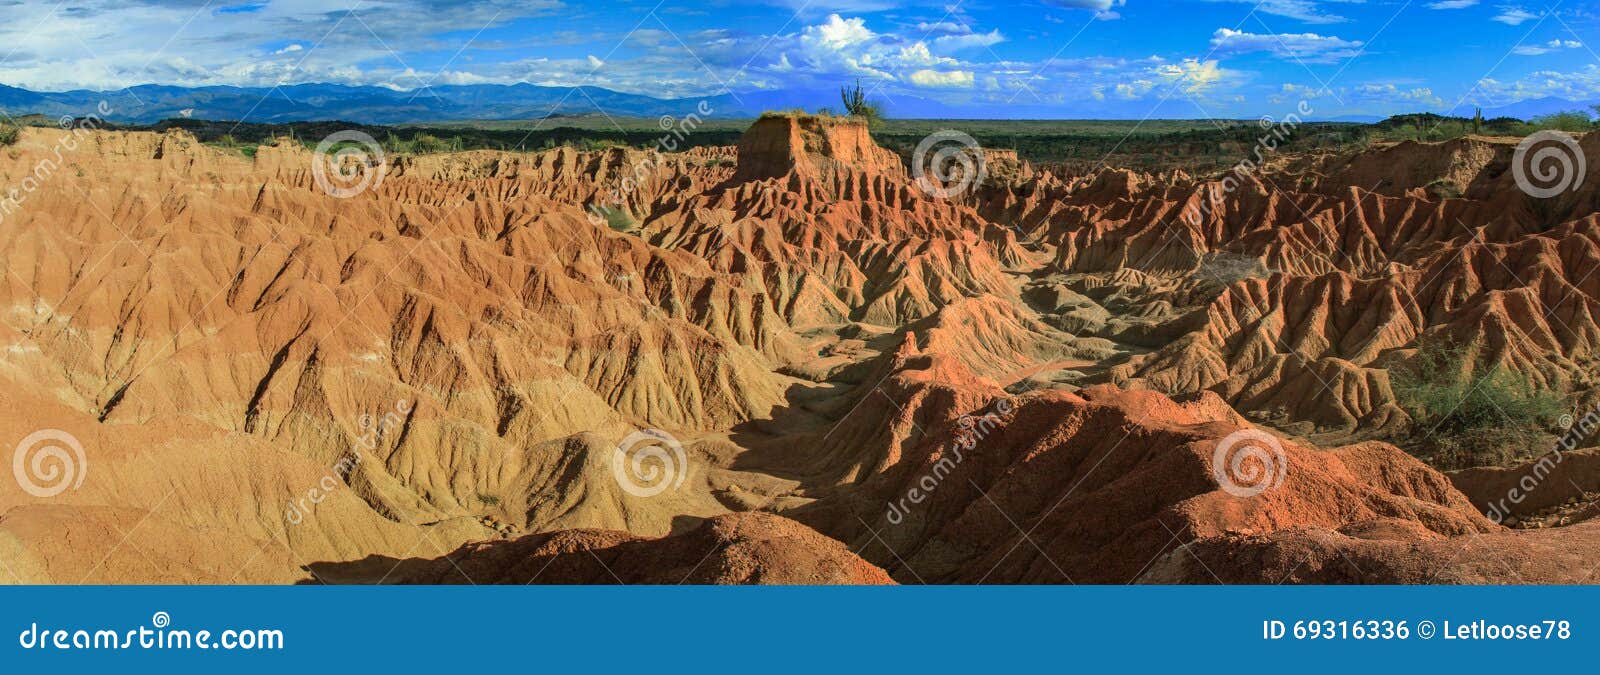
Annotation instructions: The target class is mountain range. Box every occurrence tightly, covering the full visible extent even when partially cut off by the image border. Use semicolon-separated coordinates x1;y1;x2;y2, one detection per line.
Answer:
0;81;1592;124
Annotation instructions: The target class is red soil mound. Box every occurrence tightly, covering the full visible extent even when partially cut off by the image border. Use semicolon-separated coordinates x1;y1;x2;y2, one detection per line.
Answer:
1;118;1597;585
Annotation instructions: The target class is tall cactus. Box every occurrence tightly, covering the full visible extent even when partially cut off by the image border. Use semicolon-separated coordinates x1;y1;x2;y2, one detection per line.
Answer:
841;79;868;116
839;78;882;126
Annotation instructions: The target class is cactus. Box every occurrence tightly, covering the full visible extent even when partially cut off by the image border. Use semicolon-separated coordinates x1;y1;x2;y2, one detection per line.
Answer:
839;79;882;125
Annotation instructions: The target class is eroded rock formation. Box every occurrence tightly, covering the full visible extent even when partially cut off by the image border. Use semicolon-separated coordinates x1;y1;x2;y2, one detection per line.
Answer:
1;116;1597;584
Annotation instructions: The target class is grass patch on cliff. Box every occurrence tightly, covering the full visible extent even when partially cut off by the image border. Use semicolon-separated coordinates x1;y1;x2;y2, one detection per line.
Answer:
1392;338;1565;469
591;205;637;232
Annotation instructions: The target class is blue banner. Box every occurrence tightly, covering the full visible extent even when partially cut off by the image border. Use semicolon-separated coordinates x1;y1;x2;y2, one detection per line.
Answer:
3;586;1595;672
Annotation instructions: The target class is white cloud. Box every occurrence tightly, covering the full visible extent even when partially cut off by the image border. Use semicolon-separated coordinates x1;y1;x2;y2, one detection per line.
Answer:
1352;83;1444;107
931;29;1005;53
1512;39;1582;55
1209;28;1364;63
1425;0;1478;8
1493;6;1540;25
0;0;560;91
1202;0;1367;24
1475;65;1600;106
1049;0;1120;8
1156;58;1224;94
1046;0;1126;20
811;14;876;50
908;69;975;88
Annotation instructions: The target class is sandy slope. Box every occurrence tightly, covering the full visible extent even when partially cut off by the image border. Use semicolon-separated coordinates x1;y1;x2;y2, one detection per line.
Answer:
1;116;1597;584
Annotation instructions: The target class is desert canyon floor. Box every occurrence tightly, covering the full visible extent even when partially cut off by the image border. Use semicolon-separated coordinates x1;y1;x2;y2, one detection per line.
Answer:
2;115;1600;584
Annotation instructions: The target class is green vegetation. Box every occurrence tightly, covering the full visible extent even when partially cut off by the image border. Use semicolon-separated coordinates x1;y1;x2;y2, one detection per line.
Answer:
1528;110;1594;132
592;205;636;232
93;107;1590;174
1392;337;1566;469
204;133;258;157
1365;110;1598;142
840;79;884;126
1194;252;1272;286
0;123;17;146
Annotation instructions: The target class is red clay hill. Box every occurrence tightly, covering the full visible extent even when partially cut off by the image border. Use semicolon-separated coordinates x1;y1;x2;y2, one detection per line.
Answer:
0;115;1596;584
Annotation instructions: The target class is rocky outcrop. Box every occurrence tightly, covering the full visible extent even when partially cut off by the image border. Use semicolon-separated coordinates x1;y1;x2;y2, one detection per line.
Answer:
2;120;1598;585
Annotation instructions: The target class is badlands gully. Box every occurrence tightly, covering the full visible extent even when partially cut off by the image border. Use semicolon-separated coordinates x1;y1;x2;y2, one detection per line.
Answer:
1;115;1598;584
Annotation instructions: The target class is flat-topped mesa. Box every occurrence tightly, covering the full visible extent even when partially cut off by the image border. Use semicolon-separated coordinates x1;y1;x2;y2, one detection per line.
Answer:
733;113;905;184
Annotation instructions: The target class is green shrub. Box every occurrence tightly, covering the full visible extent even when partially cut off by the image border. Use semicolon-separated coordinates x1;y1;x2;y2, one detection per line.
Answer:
1392;337;1565;468
1194;252;1271;286
592;205;637;232
840;79;884;126
1529;111;1594;132
1425;178;1463;200
0;124;18;146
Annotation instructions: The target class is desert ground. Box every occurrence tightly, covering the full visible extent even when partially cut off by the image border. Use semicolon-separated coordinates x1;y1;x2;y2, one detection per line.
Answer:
1;113;1597;584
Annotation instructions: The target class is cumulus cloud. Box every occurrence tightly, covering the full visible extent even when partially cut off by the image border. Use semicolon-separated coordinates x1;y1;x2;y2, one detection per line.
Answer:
0;0;560;91
1475;65;1600;106
1352;83;1444;107
0;1;1359;117
1493;6;1541;25
1511;39;1582;55
1202;0;1367;24
1156;58;1225;94
908;69;976;88
1209;28;1364;63
1044;0;1126;20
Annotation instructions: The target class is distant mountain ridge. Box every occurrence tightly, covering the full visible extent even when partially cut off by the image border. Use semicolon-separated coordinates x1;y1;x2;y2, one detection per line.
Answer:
0;82;745;125
0;81;1590;125
1478;96;1598;121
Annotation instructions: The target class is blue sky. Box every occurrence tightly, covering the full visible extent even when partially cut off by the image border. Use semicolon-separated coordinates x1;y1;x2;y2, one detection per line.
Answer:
1;0;1596;118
